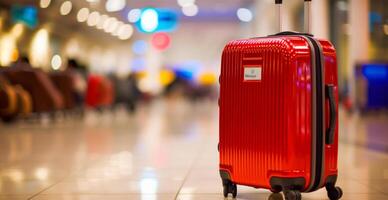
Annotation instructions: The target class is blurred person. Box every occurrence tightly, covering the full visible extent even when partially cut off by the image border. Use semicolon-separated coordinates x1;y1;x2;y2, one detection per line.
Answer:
126;73;141;113
10;55;32;70
109;73;141;113
65;59;87;107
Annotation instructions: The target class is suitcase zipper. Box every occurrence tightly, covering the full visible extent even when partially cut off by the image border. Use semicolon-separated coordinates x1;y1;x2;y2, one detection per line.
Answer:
304;36;326;192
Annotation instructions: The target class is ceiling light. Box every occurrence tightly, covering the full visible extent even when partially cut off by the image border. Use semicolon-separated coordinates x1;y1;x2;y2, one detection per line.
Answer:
140;8;158;33
237;8;253;22
106;18;119;33
87;11;100;26
118;24;134;40
127;8;141;23
77;8;90;22
113;21;124;36
40;0;51;8
10;23;24;39
60;1;72;16
177;0;195;7
97;14;108;29
51;54;62;70
105;0;125;12
103;17;115;32
182;4;198;17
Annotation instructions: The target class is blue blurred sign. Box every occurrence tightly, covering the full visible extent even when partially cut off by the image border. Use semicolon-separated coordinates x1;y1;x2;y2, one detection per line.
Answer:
11;5;38;28
361;63;388;109
136;8;178;33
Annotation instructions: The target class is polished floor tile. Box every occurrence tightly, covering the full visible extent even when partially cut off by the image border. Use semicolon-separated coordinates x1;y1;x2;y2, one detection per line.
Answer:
0;99;387;199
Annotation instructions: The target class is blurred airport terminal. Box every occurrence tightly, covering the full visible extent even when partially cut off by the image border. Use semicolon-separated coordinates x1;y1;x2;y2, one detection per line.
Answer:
0;0;387;199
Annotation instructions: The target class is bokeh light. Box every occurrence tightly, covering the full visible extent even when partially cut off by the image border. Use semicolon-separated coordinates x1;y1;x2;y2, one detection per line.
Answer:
132;40;148;55
77;8;90;22
127;8;141;23
60;1;72;16
151;33;171;51
140;8;159;33
51;54;62;70
237;8;253;22
182;4;198;17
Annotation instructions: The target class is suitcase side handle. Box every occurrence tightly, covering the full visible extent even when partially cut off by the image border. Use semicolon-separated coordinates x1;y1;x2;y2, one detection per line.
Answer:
325;84;336;145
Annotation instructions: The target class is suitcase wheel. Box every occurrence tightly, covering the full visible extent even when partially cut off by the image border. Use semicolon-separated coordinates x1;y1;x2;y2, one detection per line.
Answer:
268;192;283;200
223;181;237;198
326;186;343;200
283;190;301;200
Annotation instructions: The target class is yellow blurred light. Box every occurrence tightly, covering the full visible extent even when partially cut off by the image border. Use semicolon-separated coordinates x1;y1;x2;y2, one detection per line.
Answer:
159;70;175;86
198;72;217;86
8;169;24;183
35;168;49;180
0;34;17;66
384;24;388;35
11;49;19;62
10;23;24;39
0;18;3;33
51;54;62;70
60;1;72;16
77;8;90;22
136;71;148;79
30;29;50;68
87;11;100;26
65;38;81;58
118;24;134;40
97;14;108;29
40;0;51;8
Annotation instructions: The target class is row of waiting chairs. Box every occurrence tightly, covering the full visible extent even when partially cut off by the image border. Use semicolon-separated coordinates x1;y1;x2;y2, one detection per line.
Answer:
0;65;115;122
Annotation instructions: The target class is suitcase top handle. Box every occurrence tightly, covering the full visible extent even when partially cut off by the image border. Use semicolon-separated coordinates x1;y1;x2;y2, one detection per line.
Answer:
275;0;312;33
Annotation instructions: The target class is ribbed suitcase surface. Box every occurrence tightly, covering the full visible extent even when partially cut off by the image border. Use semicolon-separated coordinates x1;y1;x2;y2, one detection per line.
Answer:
219;36;338;191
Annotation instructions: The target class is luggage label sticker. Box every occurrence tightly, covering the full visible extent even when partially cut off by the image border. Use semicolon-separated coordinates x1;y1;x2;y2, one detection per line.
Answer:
244;66;262;81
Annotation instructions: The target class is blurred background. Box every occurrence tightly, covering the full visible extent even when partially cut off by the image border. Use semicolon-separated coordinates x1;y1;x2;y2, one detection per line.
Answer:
0;0;387;199
0;0;387;117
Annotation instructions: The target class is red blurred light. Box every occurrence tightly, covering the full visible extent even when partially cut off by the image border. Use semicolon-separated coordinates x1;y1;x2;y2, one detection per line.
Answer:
151;32;170;51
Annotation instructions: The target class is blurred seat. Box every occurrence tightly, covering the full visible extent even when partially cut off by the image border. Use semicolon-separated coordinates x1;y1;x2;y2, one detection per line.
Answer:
50;71;76;110
85;75;114;109
13;84;32;116
2;68;64;113
0;74;32;121
0;75;18;120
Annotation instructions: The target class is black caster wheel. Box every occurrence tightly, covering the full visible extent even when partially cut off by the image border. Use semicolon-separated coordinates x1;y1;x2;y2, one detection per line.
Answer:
268;192;284;200
284;190;301;200
223;181;237;198
327;186;343;200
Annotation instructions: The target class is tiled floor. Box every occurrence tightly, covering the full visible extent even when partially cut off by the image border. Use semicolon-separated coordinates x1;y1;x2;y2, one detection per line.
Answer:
0;99;388;200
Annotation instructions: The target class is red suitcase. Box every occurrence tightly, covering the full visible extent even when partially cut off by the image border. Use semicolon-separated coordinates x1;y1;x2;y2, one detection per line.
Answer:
219;1;342;199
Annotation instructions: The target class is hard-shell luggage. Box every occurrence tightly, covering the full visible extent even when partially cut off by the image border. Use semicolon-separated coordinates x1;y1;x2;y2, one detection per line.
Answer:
218;0;342;199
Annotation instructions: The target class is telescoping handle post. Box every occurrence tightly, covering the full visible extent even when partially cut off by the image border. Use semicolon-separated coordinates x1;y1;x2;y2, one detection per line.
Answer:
304;0;312;33
275;0;283;32
275;0;312;34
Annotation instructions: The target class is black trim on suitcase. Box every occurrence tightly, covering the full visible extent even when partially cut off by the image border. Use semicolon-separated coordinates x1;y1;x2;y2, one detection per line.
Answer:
305;36;326;192
270;177;306;191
